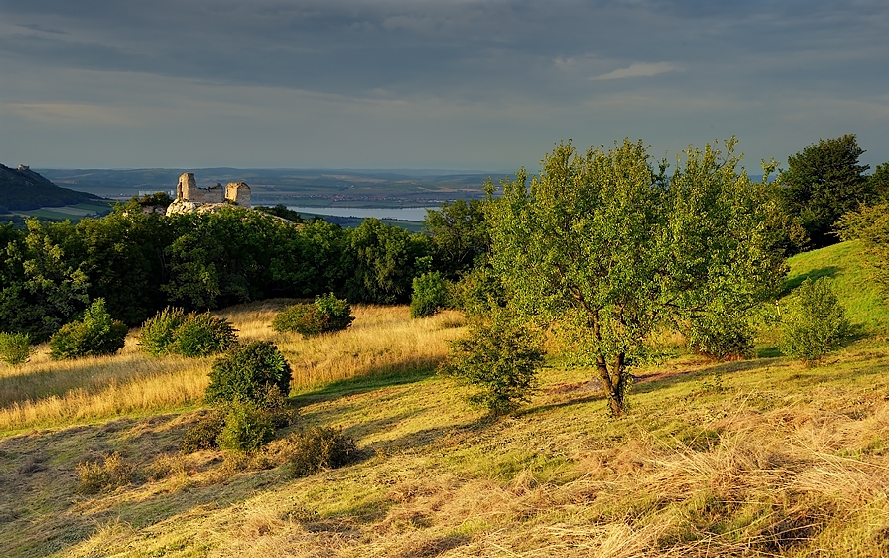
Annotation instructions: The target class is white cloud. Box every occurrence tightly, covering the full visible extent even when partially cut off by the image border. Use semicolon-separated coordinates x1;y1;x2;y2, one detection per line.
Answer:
592;62;678;80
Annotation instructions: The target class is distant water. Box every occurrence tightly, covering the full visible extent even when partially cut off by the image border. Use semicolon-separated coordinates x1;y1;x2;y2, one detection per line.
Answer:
286;206;436;221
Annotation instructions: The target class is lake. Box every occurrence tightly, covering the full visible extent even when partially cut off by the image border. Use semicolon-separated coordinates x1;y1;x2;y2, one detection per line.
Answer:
286;206;437;222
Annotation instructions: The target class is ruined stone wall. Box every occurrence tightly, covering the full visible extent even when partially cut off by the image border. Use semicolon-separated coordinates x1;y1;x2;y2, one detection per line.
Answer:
225;182;251;207
177;172;224;204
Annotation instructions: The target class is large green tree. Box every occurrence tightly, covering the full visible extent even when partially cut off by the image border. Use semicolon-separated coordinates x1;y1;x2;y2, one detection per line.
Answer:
780;134;872;248
486;138;786;416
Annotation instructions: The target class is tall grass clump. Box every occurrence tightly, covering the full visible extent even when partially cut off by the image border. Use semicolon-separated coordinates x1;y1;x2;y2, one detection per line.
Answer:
272;293;354;338
780;277;852;363
139;308;237;357
0;332;32;366
49;299;128;360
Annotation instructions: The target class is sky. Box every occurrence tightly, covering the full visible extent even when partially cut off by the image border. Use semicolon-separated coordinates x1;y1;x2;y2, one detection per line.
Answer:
0;0;887;173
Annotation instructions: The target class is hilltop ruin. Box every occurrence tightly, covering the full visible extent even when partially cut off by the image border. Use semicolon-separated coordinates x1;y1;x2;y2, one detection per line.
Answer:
166;172;252;215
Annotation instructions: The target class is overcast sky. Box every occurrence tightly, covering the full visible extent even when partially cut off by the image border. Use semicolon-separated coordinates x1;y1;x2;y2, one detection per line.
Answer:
1;0;887;172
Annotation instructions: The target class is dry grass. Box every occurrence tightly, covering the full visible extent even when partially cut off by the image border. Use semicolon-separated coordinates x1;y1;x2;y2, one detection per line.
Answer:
3;301;889;557
0;301;465;434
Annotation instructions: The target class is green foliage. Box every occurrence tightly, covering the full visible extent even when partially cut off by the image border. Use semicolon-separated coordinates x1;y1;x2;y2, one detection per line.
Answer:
255;204;306;222
49;299;128;360
75;452;134;495
205;341;293;406
870;162;889;201
344;218;432;304
424;199;489;279
139;308;237;357
0;332;32;365
138;307;188;356
486;138;785;416
286;426;358;477
215;400;276;454
410;271;449;318
838;202;889;294
439;318;544;415
272;293;354;338
780;278;852;363
171;312;237;357
181;410;225;453
780;134;873;248
684;310;754;361
453;266;509;317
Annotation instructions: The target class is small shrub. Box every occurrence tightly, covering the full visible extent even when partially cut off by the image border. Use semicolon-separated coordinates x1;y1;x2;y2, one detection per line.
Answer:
286;427;357;477
75;452;133;494
272;293;354;338
172;312;237;357
205;341;293;406
138;307;188;356
216;400;276;454
410;271;449;318
686;311;754;361
439;318;544;415
181;409;226;453
139;308;236;357
454;267;508;317
780;277;852;364
0;332;32;365
50;299;128;360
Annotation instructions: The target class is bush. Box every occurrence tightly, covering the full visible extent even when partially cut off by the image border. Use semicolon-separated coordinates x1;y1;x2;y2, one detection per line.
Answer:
272;293;354;338
439;318;544;415
453;267;508;317
172;312;237;357
138;307;188;356
0;332;32;365
205;341;293;406
181;409;226;453
685;311;754;361
410;271;449;318
780;277;852;364
286;427;357;477
139;308;236;357
216;401;276;454
49;299;128;360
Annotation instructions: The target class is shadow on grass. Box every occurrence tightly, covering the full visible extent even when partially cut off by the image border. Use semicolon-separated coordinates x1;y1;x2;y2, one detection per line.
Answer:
632;358;779;395
782;266;841;295
293;366;437;406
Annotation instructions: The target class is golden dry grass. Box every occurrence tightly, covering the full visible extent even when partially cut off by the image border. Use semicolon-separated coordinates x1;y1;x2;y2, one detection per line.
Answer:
3;300;889;557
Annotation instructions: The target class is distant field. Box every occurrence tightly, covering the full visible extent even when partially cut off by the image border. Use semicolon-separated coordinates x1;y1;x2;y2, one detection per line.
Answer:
16;201;113;222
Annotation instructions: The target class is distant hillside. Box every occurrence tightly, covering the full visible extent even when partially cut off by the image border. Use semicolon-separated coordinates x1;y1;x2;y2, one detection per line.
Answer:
0;163;103;212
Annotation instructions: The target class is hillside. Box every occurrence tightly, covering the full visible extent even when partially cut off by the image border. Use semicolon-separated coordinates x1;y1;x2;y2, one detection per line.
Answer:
1;243;888;557
0;163;104;212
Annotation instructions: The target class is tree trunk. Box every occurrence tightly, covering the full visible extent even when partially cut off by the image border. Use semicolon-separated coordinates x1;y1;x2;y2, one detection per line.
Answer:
595;352;627;417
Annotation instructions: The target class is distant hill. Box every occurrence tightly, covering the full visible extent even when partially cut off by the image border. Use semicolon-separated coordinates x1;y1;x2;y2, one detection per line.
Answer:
0;163;103;212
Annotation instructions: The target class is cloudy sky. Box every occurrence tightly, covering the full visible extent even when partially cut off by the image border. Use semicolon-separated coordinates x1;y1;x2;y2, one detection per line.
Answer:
1;0;887;172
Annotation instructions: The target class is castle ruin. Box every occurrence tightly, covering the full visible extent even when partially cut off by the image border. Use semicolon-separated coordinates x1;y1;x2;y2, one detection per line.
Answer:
167;172;252;215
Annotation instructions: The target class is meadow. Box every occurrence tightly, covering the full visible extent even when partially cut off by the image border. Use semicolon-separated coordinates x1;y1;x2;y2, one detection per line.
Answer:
1;241;888;557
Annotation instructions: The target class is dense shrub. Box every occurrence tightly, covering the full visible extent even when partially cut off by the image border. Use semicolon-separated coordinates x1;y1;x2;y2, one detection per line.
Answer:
685;311;754;361
138;307;188;356
205;341;293;406
272;293;354;338
139;308;236;357
0;332;32;365
410;271;449;318
439;318;544;415
216;400;276;454
181;410;226;453
453;266;508;317
49;299;128;360
780;277;852;363
171;312;237;357
286;427;358;477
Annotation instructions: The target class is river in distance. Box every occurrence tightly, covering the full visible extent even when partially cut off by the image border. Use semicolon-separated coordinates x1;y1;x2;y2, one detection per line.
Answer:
286;206;436;222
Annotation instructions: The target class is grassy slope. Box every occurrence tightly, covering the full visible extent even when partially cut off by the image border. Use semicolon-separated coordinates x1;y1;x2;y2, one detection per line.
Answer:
1;243;889;557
